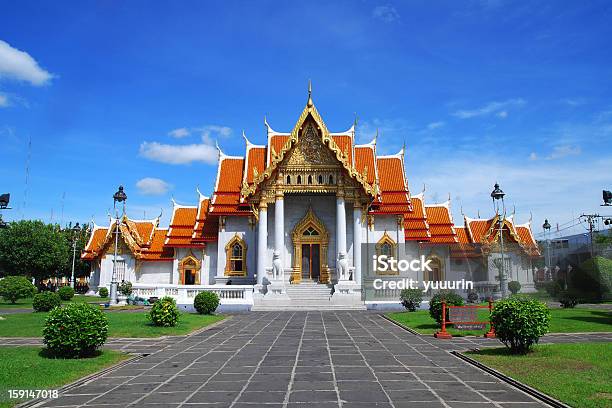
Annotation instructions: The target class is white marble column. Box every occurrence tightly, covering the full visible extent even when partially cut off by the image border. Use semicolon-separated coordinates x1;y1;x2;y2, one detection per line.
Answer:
336;192;347;280
256;202;268;285
353;203;362;284
273;191;284;280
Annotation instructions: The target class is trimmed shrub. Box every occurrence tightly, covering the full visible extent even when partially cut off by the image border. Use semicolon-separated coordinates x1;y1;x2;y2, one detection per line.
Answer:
429;291;464;324
194;291;220;315
0;276;37;304
43;303;108;358
98;287;109;298
118;281;133;296
58;286;75;301
399;288;422;312
544;280;562;298
149;296;180;327
558;290;579;308
569;257;612;302
467;291;479;303
491;297;550;354
33;291;61;312
508;281;521;295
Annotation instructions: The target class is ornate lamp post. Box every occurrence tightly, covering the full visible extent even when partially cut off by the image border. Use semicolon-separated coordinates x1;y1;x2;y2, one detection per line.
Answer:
110;186;127;305
70;223;81;289
491;183;507;298
542;219;551;280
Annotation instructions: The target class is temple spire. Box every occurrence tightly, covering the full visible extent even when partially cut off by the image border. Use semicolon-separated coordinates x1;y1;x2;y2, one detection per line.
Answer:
307;79;313;107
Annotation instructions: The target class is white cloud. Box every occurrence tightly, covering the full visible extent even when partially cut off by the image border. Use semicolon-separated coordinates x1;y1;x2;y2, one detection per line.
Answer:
545;145;581;160
427;121;445;130
372;5;400;22
452;98;525;119
529;152;537;161
168;127;190;138
135;178;172;196
560;98;586;107
0;93;8;107
139;141;218;165
0;40;54;86
196;125;232;144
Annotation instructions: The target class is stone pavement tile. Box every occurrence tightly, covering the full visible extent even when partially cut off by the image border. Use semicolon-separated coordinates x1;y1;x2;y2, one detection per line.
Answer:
108;382;160;394
139;391;193;404
185;391;240;404
379;380;427;390
37;394;93;406
87;392;146;405
341;404;393;408
292;380;336;390
500;403;547;407
237;391;286;403
244;380;290;391
447;403;499;408
336;380;385;391
392;401;445;408
287;403;340;408
386;389;440;401
293;371;333;382
434;389;489;402
289;390;339;403
200;381;247;392
339;389;390;403
480;390;540;402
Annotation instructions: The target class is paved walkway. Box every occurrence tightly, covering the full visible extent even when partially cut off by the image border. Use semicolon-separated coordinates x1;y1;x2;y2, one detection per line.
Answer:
6;312;610;408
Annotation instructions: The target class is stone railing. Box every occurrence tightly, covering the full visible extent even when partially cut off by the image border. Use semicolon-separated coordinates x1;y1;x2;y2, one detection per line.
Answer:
131;283;254;306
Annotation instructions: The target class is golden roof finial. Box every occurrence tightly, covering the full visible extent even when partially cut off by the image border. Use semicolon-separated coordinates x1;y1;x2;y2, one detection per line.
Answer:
307;79;313;107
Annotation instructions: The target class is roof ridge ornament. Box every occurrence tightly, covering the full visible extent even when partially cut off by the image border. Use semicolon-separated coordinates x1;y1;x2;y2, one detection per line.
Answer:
307;79;313;107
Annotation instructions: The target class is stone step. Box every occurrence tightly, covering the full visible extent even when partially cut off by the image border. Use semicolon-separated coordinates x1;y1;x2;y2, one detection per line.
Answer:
251;304;366;311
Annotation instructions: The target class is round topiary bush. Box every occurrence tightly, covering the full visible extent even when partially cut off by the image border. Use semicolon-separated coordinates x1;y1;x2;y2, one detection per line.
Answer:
118;281;133;296
57;286;75;301
149;296;180;327
558;290;579;308
467;291;479;303
43;303;108;358
508;281;521;295
33;291;61;312
399;288;422;312
429;291;464;323
491;297;550;354
0;276;37;304
194;291;220;315
98;287;109;298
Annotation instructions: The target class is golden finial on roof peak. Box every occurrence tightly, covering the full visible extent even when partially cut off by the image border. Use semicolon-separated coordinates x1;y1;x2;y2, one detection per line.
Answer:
307;79;313;107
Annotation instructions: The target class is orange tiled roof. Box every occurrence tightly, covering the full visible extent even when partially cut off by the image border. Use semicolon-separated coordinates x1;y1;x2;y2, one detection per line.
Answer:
404;195;430;240
166;206;203;247
211;157;250;215
269;135;289;163
374;156;411;214
140;229;174;261
246;147;266;184
81;227;109;260
354;146;376;184
425;205;458;244
331;135;353;166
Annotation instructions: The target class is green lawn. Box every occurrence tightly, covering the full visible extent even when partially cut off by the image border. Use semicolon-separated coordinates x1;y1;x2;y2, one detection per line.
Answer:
467;343;612;408
0;347;127;408
0;311;224;338
0;295;108;310
387;308;612;336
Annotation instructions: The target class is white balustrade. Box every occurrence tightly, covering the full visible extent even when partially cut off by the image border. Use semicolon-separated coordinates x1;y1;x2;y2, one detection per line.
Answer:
131;283;254;306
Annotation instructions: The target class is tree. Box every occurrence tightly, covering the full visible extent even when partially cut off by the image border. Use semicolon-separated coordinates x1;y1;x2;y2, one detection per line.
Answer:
0;276;37;303
58;222;92;279
0;220;70;284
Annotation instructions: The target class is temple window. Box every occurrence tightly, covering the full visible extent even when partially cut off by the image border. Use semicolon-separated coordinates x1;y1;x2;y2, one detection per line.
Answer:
297;175;302;184
329;174;334;184
113;260;126;282
375;233;398;275
225;235;247;277
286;175;291;184
318;175;323;184
308;175;313;184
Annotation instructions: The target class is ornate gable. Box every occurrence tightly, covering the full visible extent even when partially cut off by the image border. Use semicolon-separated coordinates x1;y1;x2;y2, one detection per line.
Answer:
241;92;376;202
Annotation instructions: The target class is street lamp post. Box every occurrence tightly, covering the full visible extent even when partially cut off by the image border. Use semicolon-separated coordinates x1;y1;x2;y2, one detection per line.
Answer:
70;223;81;289
542;219;551;280
491;183;507;299
110;186;127;306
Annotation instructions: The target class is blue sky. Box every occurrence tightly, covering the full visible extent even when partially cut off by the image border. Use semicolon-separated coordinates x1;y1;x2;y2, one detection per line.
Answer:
1;0;611;239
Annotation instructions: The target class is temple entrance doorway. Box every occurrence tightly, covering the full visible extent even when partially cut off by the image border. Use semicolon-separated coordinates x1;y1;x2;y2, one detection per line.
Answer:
301;243;321;281
291;208;330;284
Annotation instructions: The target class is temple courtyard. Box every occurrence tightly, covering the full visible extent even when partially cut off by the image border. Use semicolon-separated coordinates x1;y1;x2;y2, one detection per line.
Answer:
1;311;610;408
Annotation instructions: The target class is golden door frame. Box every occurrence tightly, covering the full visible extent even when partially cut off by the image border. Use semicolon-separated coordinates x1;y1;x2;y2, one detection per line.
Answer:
291;208;330;284
179;254;201;285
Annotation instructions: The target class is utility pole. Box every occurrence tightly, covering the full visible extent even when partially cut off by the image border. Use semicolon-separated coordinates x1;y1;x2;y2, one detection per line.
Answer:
579;214;612;258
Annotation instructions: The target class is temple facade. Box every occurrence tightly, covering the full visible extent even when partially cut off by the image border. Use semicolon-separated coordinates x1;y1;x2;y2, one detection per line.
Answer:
83;91;540;310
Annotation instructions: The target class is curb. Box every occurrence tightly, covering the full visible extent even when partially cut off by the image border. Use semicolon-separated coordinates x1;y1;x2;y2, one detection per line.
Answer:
13;353;146;408
451;351;572;408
